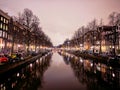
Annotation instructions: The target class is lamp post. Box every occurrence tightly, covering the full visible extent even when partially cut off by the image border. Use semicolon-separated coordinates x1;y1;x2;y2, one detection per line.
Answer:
80;44;83;51
67;41;70;51
96;41;100;54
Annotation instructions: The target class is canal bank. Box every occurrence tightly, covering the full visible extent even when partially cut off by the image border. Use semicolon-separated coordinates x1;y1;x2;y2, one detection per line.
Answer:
0;51;51;79
66;50;120;68
0;52;52;90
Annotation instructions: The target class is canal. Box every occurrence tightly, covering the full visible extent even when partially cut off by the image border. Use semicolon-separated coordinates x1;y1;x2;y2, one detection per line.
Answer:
0;51;120;90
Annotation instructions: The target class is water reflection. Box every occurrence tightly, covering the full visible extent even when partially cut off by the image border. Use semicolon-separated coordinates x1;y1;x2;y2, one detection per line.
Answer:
59;51;120;90
0;51;120;90
0;53;52;90
39;52;88;90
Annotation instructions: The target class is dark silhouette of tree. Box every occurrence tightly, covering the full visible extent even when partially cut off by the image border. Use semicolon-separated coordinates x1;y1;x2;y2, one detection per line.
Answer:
108;12;117;26
14;8;52;53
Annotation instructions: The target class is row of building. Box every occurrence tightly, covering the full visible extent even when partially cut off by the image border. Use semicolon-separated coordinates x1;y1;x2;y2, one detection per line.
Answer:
0;9;49;54
83;26;120;55
63;25;120;55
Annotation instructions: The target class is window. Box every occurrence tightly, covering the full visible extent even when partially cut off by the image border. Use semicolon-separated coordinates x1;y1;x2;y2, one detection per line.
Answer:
1;17;3;21
6;25;8;30
8;35;9;40
4;18;6;23
6;20;8;24
5;33;8;38
14;26;16;30
0;31;2;37
3;24;5;30
8;35;12;40
0;23;2;29
2;31;5;38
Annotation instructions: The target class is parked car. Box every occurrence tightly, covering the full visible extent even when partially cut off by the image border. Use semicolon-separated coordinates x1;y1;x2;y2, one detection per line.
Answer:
0;54;8;63
87;50;93;55
29;51;38;56
100;53;108;57
93;52;100;56
9;53;23;62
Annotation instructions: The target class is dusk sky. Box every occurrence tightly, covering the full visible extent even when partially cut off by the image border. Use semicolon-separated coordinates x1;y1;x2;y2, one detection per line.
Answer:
0;0;120;46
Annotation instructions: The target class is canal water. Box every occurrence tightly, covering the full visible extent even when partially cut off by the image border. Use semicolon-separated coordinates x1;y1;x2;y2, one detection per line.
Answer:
39;52;86;90
0;51;120;90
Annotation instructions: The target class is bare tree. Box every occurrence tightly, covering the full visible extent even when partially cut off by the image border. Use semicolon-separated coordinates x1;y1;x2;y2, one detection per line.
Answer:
12;8;52;53
72;26;85;39
21;8;33;27
98;18;104;54
18;8;39;53
108;12;120;56
108;12;117;26
115;13;120;25
87;19;98;31
99;18;104;26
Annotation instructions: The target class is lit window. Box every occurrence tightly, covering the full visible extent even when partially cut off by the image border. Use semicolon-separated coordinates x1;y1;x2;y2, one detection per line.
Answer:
0;31;2;37
6;20;8;24
4;18;6;23
2;31;5;38
1;17;3;21
0;23;3;29
6;33;8;38
3;24;5;30
0;23;2;29
6;25;8;30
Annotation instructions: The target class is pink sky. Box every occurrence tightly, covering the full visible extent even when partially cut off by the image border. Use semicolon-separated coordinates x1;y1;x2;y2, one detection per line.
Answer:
0;0;120;46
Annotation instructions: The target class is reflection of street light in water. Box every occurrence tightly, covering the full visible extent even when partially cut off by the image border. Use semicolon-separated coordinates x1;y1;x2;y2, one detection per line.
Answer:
90;63;93;67
30;63;32;67
36;59;39;63
17;73;20;77
80;58;83;63
112;73;115;77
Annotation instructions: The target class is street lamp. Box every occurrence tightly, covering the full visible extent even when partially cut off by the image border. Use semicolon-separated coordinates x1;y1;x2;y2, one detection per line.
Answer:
96;41;100;53
67;41;70;50
80;44;83;51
